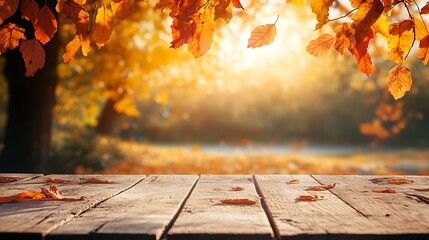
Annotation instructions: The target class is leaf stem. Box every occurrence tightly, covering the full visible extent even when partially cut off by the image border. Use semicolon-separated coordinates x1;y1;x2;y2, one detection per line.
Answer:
273;15;279;24
403;1;416;61
328;8;357;22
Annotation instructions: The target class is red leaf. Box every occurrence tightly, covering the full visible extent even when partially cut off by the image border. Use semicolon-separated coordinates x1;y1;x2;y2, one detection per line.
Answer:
19;38;45;77
232;0;244;9
0;23;26;54
34;6;57;45
21;0;40;23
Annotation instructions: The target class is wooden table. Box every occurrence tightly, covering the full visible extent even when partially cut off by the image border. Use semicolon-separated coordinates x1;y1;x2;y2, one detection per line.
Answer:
0;174;428;240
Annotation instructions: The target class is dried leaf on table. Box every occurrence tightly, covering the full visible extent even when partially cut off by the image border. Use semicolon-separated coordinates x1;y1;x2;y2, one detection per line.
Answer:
372;189;396;193
296;195;324;201
83;177;113;183
46;177;72;183
305;183;336;191
388;179;413;184
287;179;300;184
230;187;245;191
0;176;22;183
41;186;85;201
220;198;257;205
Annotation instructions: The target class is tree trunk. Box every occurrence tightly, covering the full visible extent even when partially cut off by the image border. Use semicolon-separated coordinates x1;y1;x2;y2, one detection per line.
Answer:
0;1;59;173
96;98;123;136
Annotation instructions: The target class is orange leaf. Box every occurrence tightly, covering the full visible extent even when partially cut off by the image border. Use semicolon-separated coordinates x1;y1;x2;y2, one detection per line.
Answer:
296;195;324;201
62;0;90;37
21;0;40;23
220;198;257;204
310;0;334;29
387;20;414;63
0;23;26;54
334;23;355;54
15;191;46;200
188;6;215;57
214;0;233;23
356;52;373;77
111;0;133;20
372;189;396;193
73;0;87;4
388;179;413;184
247;23;277;49
232;0;244;9
46;177;72;183
20;38;45;77
0;0;19;24
418;35;429;65
306;34;334;56
0;176;22;183
41;186;84;201
421;2;429;14
84;177;113;183
351;0;383;44
287;179;300;184
93;5;114;48
387;64;412;100
230;186;245;191
369;177;391;184
305;183;336;191
34;6;57;45
63;35;81;63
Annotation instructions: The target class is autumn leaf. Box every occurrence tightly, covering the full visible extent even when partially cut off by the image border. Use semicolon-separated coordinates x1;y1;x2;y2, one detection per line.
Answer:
46;177;72;183
0;176;22;183
387;20;413;63
0;23;26;55
0;0;19;24
155;0;176;12
41;186;84;201
387;64;412;100
111;0;133;20
418;35;429;65
188;6;215;57
287;0;305;7
334;23;355;54
74;0;87;4
63;35;81;63
247;23;277;49
305;183;336;191
62;0;90;37
388;179;413;184
83;177;113;183
415;18;429;41
296;195;324;201
306;34;334;57
220;198;257;204
356;52;373;77
230;186;245;191
351;0;383;45
215;0;233;23
20;38;45;77
310;0;334;29
20;0;40;23
287;179;300;184
34;6;58;45
93;6;115;48
372;189;396;193
232;0;244;9
372;15;390;39
421;2;429;14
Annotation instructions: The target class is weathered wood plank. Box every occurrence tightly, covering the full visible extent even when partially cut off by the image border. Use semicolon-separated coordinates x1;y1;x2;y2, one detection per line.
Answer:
0;173;43;184
255;175;394;240
167;175;273;240
0;174;145;240
313;175;429;237
46;175;198;240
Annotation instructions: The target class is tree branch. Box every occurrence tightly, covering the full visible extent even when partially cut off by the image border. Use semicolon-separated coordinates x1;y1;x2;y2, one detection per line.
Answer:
328;8;357;22
403;1;416;61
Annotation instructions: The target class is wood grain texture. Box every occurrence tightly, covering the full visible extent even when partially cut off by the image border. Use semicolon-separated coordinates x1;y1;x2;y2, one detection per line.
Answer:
0;174;145;240
0;173;43;184
167;175;273;240
46;175;198;240
313;175;429;237
255;175;391;240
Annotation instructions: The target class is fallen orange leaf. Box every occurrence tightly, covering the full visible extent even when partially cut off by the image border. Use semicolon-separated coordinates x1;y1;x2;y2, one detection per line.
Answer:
230;187;245;191
0;176;22;183
296;195;324;201
46;177;72;183
287;179;300;184
369;177;391;184
41;186;84;201
305;183;336;191
83;177;113;183
388;179;413;184
372;189;396;193
220;198;257;205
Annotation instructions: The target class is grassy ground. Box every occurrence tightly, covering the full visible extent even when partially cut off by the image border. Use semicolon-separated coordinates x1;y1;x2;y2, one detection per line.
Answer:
99;141;429;175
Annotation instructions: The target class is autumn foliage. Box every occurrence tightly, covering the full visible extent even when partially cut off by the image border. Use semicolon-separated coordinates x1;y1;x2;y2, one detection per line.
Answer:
1;0;429;100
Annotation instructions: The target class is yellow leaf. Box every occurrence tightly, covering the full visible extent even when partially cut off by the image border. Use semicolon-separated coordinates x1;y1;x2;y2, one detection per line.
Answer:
247;23;277;48
418;35;429;65
310;0;334;29
215;0;233;23
372;15;390;39
188;6;215;57
0;23;26;54
306;33;334;56
63;35;81;63
93;6;114;48
80;35;90;56
111;0;133;20
414;18;428;41
0;0;19;24
387;64;412;100
388;20;413;63
334;23;355;54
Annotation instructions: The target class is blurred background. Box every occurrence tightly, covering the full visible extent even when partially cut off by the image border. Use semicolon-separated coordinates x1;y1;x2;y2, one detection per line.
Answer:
1;0;429;175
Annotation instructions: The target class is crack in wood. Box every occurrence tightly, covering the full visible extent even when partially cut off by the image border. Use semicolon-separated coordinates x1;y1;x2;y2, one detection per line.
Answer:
253;175;280;240
310;175;369;219
405;193;429;205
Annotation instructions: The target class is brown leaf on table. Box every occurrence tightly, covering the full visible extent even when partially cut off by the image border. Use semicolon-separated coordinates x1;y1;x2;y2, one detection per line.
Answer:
41;186;84;201
372;189;396;193
83;177;113;183
296;195;324;201
0;176;22;183
388;179;413;184
287;179;300;184
370;177;413;184
305;183;336;191
369;177;391;184
46;177;72;183
220;198;257;205
0;191;46;204
230;187;245;191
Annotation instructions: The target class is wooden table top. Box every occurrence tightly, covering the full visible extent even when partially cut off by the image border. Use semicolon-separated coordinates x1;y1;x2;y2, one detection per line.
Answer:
0;174;428;240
